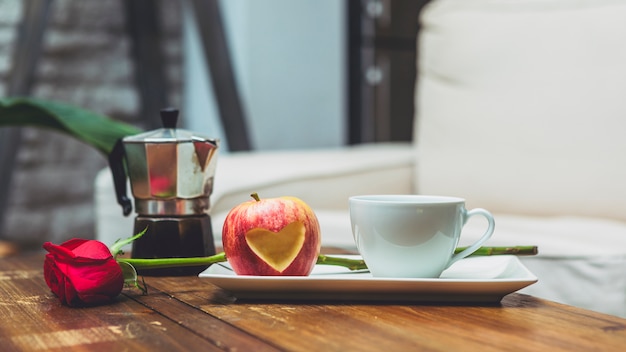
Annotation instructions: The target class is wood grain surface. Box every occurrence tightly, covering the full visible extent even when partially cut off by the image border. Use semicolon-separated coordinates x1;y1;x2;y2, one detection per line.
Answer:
2;253;625;351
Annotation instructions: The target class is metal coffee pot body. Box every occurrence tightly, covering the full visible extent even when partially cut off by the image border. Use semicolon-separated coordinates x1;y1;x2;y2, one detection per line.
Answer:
109;108;219;275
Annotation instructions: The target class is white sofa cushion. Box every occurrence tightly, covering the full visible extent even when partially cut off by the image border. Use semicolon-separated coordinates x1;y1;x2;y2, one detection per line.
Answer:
415;0;626;318
210;143;414;215
416;0;626;221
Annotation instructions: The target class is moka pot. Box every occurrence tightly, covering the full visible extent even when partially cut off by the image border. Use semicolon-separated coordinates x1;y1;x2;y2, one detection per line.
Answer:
109;108;219;275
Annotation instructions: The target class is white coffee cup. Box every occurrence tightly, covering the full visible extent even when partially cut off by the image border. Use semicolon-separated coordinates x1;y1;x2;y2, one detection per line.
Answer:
349;195;495;278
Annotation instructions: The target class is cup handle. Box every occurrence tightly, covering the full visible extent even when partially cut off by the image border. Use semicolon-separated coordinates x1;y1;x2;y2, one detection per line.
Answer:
446;208;495;268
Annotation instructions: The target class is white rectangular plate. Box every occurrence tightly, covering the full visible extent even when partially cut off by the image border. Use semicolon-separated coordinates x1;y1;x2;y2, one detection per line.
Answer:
198;255;538;303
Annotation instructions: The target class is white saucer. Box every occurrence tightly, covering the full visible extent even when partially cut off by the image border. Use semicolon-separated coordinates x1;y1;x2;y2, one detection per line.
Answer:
198;255;538;303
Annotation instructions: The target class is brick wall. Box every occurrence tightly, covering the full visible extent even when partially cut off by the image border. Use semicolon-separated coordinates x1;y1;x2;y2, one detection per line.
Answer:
0;0;182;248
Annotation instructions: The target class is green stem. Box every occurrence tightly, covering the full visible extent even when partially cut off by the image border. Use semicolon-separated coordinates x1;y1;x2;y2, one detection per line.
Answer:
316;254;367;271
454;245;538;256
117;246;537;272
118;252;227;270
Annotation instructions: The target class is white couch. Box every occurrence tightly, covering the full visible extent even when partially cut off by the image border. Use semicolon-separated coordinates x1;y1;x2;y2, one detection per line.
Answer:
96;0;626;317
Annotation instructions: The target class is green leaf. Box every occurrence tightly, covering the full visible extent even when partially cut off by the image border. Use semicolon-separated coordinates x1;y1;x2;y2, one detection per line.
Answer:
110;227;148;258
0;97;141;155
118;261;147;294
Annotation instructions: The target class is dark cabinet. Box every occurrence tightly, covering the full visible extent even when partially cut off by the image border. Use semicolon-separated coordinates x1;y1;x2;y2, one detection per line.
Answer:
347;0;429;144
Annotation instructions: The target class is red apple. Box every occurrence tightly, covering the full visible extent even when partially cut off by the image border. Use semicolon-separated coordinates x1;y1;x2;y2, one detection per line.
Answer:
222;193;321;276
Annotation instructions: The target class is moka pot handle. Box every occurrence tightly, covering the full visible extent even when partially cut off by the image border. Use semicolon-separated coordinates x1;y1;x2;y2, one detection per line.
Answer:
108;138;132;216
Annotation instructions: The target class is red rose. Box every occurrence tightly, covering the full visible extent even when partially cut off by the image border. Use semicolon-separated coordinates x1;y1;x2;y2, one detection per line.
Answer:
43;239;124;307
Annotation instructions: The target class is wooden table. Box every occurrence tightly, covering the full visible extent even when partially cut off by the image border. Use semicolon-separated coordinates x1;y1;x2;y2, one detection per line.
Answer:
2;253;626;351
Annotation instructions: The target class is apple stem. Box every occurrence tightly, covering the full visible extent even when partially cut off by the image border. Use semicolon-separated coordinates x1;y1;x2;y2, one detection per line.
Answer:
250;193;261;202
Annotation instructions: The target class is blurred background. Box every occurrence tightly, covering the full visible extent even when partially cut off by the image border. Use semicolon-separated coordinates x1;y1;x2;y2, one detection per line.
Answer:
0;0;426;250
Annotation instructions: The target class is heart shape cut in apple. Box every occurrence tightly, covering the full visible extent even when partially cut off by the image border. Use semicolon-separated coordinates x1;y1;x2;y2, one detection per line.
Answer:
245;221;305;272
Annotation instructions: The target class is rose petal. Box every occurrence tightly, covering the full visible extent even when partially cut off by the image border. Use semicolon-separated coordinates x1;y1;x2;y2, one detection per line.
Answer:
43;241;78;260
43;255;66;303
71;240;114;260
